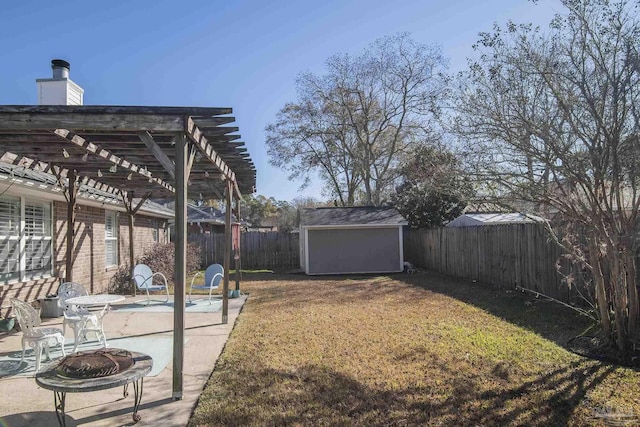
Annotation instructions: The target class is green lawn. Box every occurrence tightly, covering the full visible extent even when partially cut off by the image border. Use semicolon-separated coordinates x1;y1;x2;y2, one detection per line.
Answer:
189;271;640;426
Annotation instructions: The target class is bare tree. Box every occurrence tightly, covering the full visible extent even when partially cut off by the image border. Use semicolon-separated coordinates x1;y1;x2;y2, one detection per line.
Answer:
266;33;448;206
455;0;640;357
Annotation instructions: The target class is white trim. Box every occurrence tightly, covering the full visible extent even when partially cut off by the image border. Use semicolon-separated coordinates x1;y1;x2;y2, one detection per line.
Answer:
303;223;407;230
398;226;404;272
304;227;310;275
306;269;403;276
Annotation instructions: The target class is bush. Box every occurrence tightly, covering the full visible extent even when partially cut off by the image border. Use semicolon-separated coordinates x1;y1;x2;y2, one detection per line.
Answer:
138;242;202;285
108;242;202;293
109;264;132;294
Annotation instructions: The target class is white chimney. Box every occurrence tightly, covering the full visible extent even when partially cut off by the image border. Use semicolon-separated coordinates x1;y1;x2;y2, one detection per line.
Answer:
36;59;84;105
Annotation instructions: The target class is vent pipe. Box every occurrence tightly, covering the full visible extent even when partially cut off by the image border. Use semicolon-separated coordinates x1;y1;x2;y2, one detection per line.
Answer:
51;59;70;79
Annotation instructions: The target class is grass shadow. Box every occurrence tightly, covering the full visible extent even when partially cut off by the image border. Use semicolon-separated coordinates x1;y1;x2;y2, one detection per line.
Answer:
192;359;616;427
395;270;596;347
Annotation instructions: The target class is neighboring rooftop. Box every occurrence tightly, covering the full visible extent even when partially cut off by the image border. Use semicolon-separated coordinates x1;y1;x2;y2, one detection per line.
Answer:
446;212;545;227
300;206;407;227
187;205;225;223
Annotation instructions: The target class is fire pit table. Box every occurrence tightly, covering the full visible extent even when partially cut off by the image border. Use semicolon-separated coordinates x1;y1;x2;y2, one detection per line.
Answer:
35;348;153;426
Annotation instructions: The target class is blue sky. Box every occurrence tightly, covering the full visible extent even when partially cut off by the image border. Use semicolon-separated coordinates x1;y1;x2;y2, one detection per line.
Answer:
0;0;564;202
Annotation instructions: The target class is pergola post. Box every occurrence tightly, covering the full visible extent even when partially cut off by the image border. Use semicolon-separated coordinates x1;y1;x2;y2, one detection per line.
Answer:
222;179;232;324
125;192;136;296
172;132;188;400
121;191;152;296
64;170;78;283
235;197;241;291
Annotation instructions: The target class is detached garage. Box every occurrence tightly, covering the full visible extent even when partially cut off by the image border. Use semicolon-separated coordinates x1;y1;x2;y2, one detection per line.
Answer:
300;207;407;275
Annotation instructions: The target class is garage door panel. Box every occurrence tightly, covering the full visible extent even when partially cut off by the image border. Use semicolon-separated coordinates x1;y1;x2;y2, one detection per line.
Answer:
307;228;400;274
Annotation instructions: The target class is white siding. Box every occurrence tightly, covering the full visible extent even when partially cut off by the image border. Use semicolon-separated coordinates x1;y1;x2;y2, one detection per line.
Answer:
37;79;84;106
37;80;67;105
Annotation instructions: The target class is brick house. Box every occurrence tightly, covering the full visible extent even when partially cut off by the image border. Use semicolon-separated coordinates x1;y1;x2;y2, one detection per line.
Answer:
0;164;173;317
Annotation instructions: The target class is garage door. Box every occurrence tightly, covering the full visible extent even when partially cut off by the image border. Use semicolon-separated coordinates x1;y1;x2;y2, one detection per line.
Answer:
307;227;400;274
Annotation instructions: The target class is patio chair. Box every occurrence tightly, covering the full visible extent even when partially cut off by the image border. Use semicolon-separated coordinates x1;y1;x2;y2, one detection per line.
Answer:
189;263;224;304
10;298;66;372
57;282;107;353
132;263;170;305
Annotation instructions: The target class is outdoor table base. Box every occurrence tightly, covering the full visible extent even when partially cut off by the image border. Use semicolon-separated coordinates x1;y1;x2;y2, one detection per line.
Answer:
36;350;153;427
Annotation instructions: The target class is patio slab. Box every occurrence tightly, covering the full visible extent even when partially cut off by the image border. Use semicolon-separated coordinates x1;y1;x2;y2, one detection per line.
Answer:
0;294;247;427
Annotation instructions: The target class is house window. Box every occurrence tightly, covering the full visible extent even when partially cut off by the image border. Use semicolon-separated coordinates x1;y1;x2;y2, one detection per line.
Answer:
105;211;118;267
153;219;159;242
0;195;52;283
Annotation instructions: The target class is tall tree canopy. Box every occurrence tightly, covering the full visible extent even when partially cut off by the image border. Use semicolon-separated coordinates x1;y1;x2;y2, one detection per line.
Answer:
455;0;640;357
392;145;472;229
266;33;448;206
240;194;279;227
240;194;326;232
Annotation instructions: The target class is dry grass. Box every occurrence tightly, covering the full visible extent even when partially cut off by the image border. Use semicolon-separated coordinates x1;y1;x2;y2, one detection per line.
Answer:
189;271;640;426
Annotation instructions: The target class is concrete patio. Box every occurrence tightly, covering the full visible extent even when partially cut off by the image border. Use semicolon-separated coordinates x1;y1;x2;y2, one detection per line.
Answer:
0;294;247;427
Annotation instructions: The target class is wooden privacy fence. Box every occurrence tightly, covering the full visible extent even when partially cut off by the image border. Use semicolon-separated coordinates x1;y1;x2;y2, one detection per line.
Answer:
404;224;574;301
188;232;299;271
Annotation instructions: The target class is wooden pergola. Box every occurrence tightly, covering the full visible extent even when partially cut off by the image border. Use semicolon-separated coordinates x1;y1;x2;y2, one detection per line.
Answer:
0;105;256;399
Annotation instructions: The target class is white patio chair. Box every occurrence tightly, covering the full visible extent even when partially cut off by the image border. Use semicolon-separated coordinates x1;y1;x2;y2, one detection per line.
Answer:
57;282;107;353
10;298;66;372
189;264;224;304
132;263;169;305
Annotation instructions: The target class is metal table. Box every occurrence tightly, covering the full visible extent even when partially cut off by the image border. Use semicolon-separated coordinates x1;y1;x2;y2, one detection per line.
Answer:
64;294;125;351
36;349;153;426
65;293;125;307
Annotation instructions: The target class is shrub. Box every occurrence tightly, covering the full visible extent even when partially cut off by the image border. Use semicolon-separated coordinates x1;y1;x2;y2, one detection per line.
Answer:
108;243;202;292
109;264;132;294
137;242;202;285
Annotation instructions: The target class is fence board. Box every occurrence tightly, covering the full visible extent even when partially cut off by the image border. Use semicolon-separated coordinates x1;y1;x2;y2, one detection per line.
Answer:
405;224;572;301
188;232;300;271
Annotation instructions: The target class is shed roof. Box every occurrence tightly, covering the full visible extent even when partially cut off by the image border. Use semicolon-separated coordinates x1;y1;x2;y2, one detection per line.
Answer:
446;212;545;227
301;207;407;227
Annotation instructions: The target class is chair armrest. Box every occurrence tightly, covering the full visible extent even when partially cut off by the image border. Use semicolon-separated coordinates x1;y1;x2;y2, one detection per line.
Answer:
151;271;168;286
209;273;223;288
190;271;203;288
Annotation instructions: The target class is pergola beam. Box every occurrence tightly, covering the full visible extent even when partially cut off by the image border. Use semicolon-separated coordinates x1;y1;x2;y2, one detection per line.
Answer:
54;129;175;193
1;113;186;132
138;131;175;180
185;117;243;199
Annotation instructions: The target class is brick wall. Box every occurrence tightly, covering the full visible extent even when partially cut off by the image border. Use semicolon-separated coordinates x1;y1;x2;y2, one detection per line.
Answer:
1;201;168;316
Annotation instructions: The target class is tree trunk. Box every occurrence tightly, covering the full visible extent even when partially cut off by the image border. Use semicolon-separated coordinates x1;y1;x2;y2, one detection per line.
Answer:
610;257;628;354
624;245;639;340
590;239;612;342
